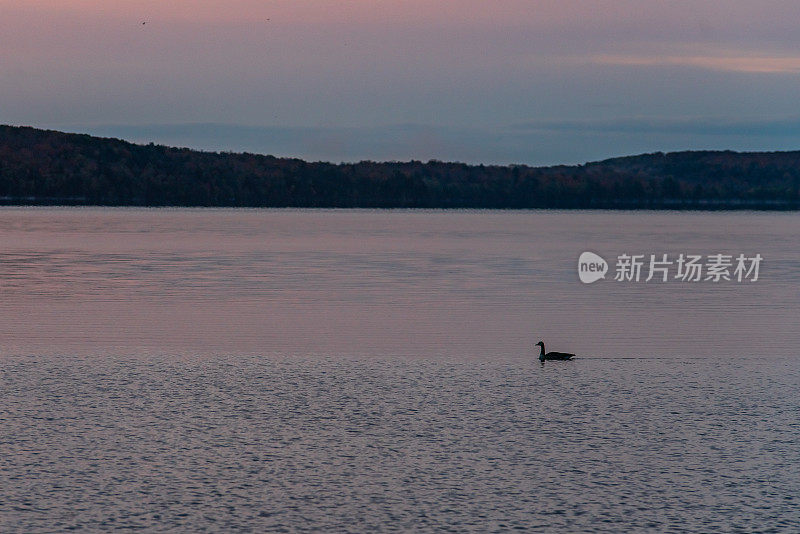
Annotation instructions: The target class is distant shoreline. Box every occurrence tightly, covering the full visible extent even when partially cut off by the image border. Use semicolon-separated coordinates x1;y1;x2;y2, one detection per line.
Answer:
2;125;799;210
0;200;798;211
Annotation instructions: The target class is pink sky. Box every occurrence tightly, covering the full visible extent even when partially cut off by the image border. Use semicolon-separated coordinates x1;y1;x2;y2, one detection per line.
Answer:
3;1;800;163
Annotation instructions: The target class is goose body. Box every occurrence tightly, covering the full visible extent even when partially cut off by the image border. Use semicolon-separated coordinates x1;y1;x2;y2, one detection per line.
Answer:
536;341;575;362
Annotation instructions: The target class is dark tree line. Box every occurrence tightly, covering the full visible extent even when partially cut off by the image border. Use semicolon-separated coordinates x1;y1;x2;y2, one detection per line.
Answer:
1;125;799;208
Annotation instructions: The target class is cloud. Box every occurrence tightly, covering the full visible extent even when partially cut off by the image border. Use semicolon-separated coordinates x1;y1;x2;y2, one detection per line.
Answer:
589;53;800;74
512;117;800;136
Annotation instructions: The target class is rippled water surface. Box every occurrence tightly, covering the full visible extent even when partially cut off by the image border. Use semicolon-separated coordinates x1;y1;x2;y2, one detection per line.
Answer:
1;208;799;532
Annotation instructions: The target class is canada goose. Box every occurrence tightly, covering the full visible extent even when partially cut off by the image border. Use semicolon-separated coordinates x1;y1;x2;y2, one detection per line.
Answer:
536;341;575;362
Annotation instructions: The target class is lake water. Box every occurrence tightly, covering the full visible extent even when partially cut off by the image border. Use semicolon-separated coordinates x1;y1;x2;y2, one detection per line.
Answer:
1;208;799;532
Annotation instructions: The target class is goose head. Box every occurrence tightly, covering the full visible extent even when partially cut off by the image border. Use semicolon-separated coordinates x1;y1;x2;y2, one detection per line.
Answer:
535;341;545;361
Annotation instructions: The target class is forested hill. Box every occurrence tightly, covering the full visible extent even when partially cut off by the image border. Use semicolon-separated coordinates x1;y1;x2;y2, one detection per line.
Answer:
1;124;799;208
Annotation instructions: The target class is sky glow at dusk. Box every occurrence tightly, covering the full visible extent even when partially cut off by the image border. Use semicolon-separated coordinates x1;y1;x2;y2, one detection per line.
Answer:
3;1;800;164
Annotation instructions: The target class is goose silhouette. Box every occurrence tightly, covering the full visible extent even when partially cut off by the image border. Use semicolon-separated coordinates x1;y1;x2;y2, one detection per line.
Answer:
536;341;575;362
